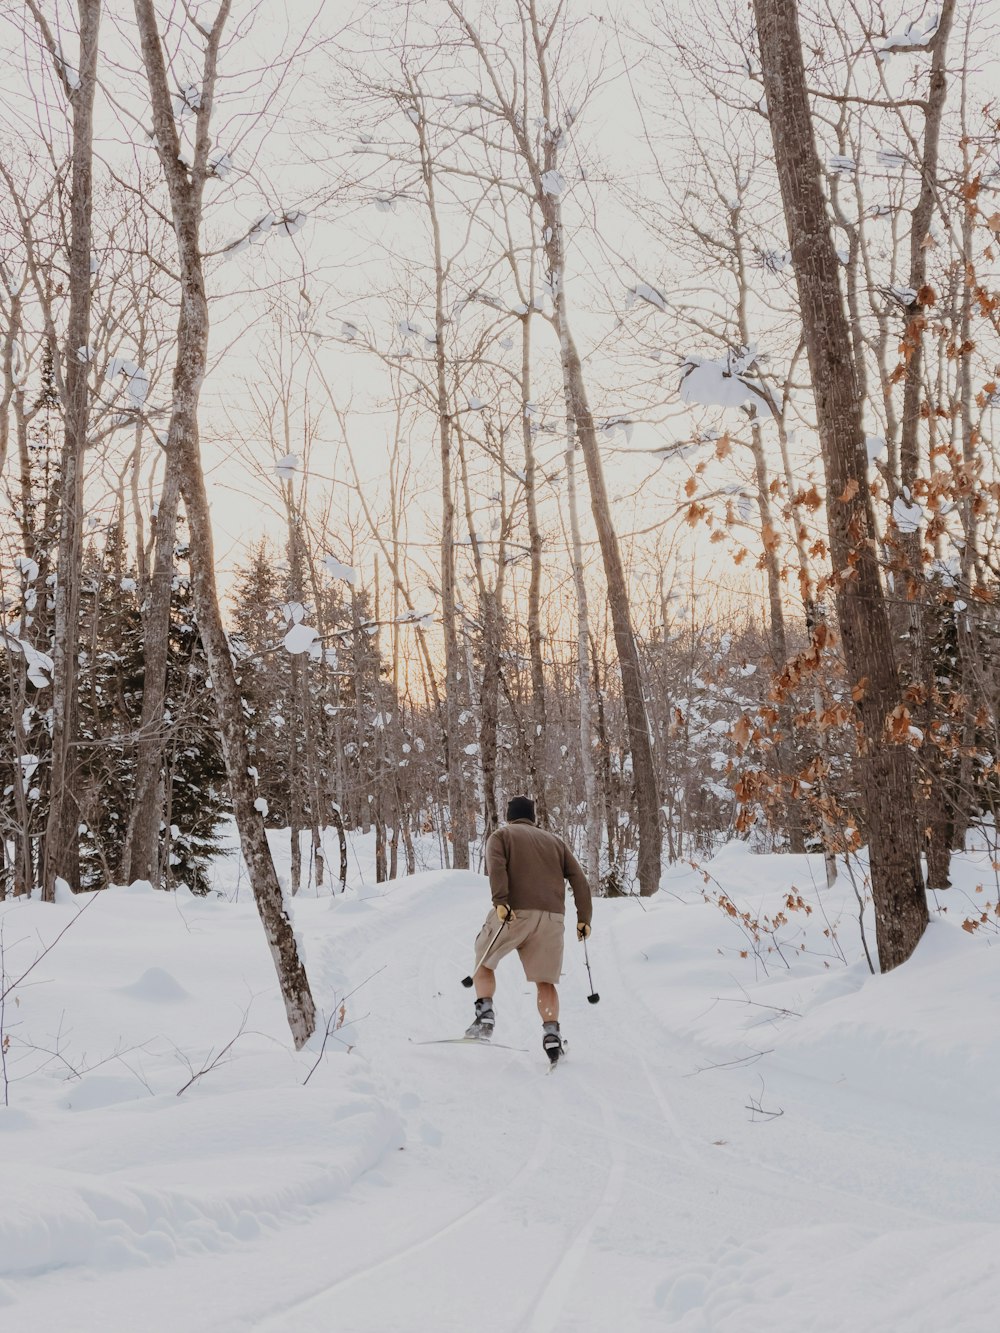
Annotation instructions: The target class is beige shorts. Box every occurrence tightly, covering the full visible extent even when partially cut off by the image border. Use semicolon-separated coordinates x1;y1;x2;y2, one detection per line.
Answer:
474;909;565;984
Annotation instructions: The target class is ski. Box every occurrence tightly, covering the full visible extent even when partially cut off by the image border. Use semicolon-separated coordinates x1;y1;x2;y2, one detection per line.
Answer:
409;1037;527;1052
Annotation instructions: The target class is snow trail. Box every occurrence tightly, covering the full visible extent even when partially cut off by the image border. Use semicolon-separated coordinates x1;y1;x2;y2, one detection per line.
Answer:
5;846;1000;1331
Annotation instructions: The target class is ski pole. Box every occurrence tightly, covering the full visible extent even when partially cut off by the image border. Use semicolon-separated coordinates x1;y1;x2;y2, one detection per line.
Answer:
462;917;508;987
583;937;600;1004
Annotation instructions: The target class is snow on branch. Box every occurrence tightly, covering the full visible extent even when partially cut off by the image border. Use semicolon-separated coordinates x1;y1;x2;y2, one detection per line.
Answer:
678;346;775;419
625;281;667;312
222;210;308;259
322;556;356;585
1;629;54;689
105;357;150;409
207;147;233;180
173;81;202;118
877;10;940;58
273;453;300;481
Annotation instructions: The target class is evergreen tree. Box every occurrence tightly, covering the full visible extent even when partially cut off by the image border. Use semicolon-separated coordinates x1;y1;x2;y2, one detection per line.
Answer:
74;527;229;893
231;539;382;834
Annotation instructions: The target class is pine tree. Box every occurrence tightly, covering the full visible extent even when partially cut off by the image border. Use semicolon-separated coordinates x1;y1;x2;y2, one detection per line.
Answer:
74;527;228;893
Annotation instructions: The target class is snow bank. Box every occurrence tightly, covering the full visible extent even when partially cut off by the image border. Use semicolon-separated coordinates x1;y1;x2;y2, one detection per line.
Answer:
0;885;402;1283
0;1081;397;1277
775;920;1000;1117
615;842;1000;1116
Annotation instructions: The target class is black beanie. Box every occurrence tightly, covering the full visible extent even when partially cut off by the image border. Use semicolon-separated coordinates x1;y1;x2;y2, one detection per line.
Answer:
506;795;536;823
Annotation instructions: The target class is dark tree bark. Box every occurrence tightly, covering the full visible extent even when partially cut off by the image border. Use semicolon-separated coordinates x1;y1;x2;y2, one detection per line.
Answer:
753;0;927;969
123;451;182;885
41;0;102;901
891;0;957;889
553;311;661;895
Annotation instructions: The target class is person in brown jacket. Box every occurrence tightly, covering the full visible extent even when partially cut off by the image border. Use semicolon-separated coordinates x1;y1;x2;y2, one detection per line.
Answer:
466;795;592;1063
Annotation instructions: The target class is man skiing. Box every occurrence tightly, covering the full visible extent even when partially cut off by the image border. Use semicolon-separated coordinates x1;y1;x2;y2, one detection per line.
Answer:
466;795;592;1064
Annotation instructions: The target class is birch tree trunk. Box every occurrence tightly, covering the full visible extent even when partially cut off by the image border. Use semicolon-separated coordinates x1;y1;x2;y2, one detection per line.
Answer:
412;102;472;868
552;304;660;894
131;0;315;1044
951;95;982;857
564;400;601;888
531;79;659;896
520;316;550;826
753;0;927;970
455;419;504;838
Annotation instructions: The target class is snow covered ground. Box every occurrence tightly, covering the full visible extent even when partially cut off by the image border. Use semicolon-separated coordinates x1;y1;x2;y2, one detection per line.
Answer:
2;831;1000;1331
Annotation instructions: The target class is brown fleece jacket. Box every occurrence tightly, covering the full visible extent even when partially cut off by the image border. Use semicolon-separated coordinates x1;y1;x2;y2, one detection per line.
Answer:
485;819;592;925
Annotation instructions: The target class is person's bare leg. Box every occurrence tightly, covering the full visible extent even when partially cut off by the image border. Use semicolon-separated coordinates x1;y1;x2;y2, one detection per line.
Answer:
474;965;496;1000
466;965;496;1038
536;982;559;1023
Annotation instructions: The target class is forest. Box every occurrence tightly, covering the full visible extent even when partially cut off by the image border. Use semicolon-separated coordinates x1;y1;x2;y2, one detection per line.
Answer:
3;0;1000;1050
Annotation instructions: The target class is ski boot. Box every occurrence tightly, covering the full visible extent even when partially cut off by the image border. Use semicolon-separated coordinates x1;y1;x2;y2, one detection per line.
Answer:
465;997;495;1040
542;1020;563;1065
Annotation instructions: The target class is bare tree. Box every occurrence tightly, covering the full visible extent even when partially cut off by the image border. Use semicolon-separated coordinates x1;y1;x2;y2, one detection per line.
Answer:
28;0;103;900
753;0;927;969
448;0;662;893
130;0;315;1044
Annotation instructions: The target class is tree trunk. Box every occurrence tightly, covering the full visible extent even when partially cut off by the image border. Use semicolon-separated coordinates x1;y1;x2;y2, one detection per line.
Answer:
479;587;502;839
747;416;806;853
893;0;957;887
591;637;618;878
532;110;659;894
123;437;182;885
411;99;473;870
564;389;600;888
132;0;315;1044
952;138;981;856
521;316;550;826
43;0;102;900
556;319;660;894
754;0;927;969
331;803;348;891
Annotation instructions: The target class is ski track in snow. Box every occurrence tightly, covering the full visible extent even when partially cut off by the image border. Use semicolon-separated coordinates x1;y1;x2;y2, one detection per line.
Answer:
520;1083;626;1333
5;846;1000;1332
253;1125;555;1329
